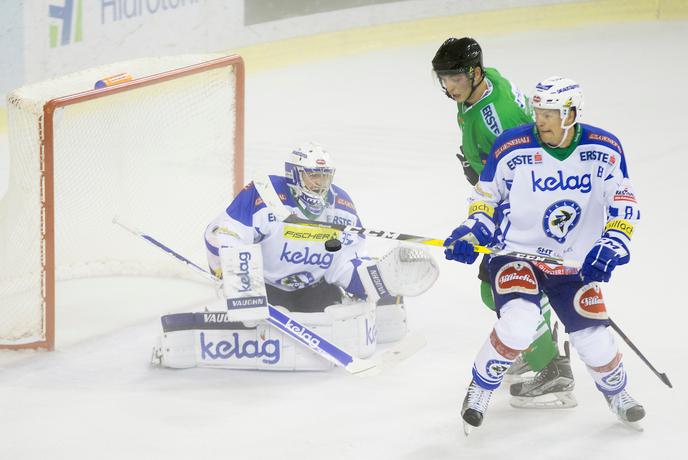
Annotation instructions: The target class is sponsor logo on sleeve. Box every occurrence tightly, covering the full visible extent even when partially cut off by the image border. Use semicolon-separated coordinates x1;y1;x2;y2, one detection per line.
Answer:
468;201;495;218
212;226;239;238
588;133;623;153
543;200;582;243
494;136;532;158
573;284;608;319
613;189;636;203
475;184;493;198
336;197;356;211
481;103;503;136
495;262;539;295
604;219;634;239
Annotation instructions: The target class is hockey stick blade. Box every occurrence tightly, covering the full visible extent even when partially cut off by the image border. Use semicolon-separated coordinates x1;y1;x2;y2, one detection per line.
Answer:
253;176;580;268
609;318;673;388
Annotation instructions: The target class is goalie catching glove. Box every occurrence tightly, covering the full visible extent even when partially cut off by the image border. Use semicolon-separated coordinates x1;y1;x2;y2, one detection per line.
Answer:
351;245;439;303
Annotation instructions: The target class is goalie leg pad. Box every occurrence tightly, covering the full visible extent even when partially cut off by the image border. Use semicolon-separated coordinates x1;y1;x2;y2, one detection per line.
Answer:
154;303;376;371
376;296;408;344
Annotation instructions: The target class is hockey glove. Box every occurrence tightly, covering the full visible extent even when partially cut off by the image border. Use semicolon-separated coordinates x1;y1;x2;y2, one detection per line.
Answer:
457;148;479;186
444;219;491;264
580;237;630;283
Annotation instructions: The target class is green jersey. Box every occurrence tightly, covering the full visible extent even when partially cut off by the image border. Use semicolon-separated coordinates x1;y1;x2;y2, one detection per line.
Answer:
456;67;533;178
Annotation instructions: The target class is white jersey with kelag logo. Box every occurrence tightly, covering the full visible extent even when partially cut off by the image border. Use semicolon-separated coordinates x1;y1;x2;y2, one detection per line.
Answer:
468;123;640;266
205;175;366;291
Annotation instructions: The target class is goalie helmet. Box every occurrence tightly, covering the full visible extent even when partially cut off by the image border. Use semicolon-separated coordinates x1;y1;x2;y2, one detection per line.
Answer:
285;142;335;216
532;76;583;128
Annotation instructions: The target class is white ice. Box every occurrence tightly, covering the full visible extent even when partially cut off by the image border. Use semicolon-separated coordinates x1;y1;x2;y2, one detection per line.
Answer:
1;20;687;460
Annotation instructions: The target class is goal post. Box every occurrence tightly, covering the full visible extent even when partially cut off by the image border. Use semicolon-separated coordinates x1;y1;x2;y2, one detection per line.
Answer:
1;54;245;350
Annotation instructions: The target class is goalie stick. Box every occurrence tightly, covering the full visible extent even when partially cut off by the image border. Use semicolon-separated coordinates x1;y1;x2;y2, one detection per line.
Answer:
252;176;581;268
113;217;425;376
253;176;673;388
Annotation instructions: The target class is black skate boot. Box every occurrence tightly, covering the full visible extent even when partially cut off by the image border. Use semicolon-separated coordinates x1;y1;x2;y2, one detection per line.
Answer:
461;379;494;436
605;389;645;431
509;340;577;409
503;353;531;384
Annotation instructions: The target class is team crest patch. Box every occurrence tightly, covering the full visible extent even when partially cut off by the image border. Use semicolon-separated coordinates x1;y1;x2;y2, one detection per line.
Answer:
601;363;626;390
486;359;512;380
574;284;608;319
543;200;582;243
495;262;538;295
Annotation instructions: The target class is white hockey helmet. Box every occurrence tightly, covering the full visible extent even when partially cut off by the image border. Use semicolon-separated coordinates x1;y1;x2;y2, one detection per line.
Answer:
285;142;335;216
532;76;583;129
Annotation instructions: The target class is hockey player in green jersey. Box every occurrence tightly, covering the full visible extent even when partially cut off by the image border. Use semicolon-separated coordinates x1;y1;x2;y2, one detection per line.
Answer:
432;37;576;409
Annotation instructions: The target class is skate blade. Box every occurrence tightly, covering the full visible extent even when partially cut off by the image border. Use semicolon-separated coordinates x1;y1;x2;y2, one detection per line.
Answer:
150;346;163;368
502;373;530;384
619;419;644;432
510;392;578;409
462;421;473;437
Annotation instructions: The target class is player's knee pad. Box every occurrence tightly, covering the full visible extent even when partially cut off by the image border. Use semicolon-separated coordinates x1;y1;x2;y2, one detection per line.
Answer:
568;325;618;368
375;296;407;344
493;298;542;351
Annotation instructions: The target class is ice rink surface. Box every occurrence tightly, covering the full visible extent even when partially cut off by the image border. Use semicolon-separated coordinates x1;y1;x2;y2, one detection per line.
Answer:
1;20;687;460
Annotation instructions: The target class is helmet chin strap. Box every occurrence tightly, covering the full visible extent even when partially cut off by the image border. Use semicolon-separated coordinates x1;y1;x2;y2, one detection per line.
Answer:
465;68;485;104
547;109;576;148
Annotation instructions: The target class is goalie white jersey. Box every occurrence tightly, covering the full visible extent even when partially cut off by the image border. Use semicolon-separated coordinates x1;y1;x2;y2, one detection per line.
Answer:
205;175;367;292
470;123;640;264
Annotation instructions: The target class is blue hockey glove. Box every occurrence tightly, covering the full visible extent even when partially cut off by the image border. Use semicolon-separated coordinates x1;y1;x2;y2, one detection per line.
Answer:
444;219;491;264
580;237;630;283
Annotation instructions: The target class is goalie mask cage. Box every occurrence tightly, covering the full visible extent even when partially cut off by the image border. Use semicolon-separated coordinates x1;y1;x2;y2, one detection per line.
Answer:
0;54;245;350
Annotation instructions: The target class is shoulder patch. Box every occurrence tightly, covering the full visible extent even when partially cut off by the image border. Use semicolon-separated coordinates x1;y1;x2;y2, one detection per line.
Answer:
587;133;623;154
494;135;532;158
336;196;356;212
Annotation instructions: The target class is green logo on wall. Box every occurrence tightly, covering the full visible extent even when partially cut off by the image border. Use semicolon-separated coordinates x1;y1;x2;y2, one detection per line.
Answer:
49;0;83;47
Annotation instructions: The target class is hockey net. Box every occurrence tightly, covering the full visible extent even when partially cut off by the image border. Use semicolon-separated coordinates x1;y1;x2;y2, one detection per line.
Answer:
0;54;244;349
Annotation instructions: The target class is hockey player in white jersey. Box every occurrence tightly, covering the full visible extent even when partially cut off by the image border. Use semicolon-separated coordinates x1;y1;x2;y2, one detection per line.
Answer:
444;77;645;433
154;142;438;371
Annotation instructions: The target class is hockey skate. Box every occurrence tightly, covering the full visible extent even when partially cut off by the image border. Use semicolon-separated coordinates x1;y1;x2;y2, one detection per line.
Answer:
509;341;577;409
605;390;645;431
461;380;494;436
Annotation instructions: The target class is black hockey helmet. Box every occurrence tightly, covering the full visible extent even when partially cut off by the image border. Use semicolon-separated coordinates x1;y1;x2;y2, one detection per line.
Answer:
432;37;483;76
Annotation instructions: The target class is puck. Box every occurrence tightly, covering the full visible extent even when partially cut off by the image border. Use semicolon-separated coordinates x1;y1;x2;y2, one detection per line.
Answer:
324;238;342;252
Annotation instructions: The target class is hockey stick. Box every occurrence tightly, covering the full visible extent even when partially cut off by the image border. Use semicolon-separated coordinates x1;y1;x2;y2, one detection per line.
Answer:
609;318;672;388
253;176;581;268
113;217;425;376
254;177;673;387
